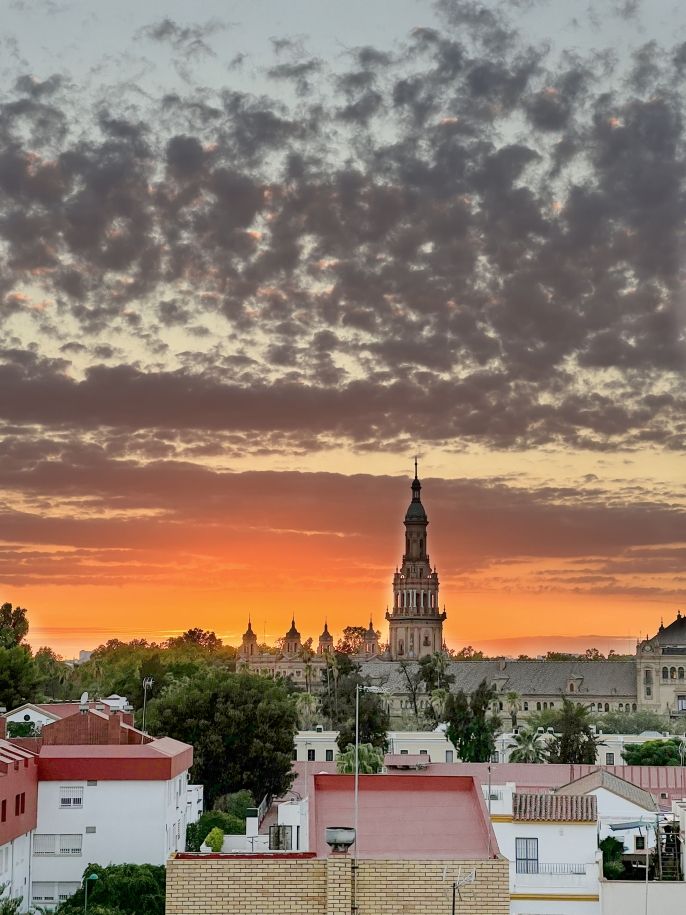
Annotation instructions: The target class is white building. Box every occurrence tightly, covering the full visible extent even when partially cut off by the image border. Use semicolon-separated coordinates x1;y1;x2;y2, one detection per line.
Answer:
487;783;602;915
293;729;338;763
30;737;197;910
494;729;679;766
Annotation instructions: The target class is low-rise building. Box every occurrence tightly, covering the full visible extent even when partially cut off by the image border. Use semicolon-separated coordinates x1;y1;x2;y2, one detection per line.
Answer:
0;740;38;912
167;772;510;915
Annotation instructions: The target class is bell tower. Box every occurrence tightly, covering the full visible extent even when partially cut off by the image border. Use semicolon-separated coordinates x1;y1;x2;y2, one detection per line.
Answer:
385;460;446;659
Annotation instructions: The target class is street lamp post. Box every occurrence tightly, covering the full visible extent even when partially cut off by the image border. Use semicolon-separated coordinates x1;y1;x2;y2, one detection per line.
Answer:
141;676;154;742
83;872;98;914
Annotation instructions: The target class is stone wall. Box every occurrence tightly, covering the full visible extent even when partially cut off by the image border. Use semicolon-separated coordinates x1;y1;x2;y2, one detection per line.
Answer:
166;853;509;915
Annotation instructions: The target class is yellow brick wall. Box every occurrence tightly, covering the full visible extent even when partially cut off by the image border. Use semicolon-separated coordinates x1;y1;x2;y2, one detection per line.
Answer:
166;855;509;915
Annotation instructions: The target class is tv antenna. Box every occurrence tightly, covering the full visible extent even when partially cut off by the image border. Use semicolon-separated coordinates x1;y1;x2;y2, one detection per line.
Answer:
442;866;476;914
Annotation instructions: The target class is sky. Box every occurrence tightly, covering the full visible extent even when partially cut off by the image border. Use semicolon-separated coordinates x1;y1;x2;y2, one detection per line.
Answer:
0;0;684;657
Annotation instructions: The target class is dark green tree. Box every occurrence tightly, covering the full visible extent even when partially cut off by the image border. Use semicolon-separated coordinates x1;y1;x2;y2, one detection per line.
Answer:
0;603;28;649
599;837;627;879
33;646;69;699
593;710;671;735
335;626;368;654
57;864;165;915
0;646;40;709
622;738;684;766
320;664;389;752
418;652;455;692
146;670;298;806
445;680;500;762
166;628;223;651
546;697;598;764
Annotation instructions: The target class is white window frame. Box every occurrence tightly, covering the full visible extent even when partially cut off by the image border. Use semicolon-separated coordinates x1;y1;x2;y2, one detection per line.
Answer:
59;786;84;809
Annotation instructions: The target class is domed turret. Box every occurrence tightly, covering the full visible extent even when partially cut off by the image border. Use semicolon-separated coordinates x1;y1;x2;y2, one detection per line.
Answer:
318;621;334;655
284;617;302;656
240;618;258;658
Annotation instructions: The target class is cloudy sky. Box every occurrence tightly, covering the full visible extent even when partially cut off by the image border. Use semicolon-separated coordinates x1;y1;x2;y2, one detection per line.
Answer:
0;0;684;656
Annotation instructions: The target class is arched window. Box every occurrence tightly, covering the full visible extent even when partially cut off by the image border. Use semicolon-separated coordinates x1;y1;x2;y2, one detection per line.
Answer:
679;668;684;680
589;703;596;712
569;683;575;692
549;702;554;709
618;703;624;712
663;666;669;680
605;703;610;712
543;702;548;710
499;702;503;711
671;667;677;679
398;640;404;656
536;702;541;711
632;703;637;712
645;669;653;684
523;701;529;711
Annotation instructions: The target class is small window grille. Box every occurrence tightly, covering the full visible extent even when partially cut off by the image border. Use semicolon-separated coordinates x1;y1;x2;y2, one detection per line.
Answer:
58;883;80;902
59;835;83;855
32;883;56;903
85;826;97;834
33;835;58;856
87;780;98;787
59;786;84;808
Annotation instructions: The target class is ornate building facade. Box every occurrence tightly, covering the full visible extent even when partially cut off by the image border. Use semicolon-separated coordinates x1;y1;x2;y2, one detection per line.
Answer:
385;462;446;660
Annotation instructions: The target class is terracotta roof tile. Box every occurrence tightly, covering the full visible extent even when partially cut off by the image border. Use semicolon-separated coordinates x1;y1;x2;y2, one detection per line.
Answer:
512;792;596;822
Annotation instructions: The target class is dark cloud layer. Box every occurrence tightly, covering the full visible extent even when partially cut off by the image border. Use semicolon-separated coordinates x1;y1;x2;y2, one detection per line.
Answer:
0;7;683;470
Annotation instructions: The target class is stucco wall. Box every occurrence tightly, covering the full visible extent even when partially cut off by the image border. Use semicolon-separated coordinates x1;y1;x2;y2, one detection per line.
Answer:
166;854;509;915
600;879;686;914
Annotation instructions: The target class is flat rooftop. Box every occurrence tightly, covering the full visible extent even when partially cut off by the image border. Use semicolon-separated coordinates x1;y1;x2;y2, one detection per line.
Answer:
312;773;498;860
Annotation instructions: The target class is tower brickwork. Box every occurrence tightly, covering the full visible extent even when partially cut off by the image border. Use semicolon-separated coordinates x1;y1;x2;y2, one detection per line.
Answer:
385;462;446;660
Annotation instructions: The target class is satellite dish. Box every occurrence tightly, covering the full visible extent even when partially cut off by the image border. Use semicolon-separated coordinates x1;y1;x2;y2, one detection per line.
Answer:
80;692;89;705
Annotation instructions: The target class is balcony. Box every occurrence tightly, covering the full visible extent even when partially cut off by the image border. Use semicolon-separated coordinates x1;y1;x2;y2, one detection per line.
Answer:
512;860;599;892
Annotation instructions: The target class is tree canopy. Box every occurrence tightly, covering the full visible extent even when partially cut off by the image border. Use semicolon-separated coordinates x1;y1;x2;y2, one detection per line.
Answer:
145;669;298;806
546;697;598;764
445;679;500;762
57;864;165;915
622;738;685;766
0;645;40;709
0;603;28;649
593;709;674;735
336;742;384;774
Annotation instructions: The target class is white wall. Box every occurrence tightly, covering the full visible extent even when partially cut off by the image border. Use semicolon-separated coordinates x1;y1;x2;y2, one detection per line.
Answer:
6;709;58;731
386;730;456;763
31;772;190;907
590;787;657;852
601;880;686;914
0;832;31;913
294;731;338;763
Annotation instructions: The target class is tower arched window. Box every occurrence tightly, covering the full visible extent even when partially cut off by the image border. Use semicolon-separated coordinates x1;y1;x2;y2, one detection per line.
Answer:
663;666;669;680
679;667;684;680
604;703;609;711
569;683;575;692
671;667;677;679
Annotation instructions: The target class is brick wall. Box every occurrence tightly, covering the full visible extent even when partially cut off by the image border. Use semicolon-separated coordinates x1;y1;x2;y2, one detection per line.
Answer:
166;854;509;915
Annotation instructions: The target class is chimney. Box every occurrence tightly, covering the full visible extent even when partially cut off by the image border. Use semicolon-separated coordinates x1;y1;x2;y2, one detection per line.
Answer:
108;710;123;744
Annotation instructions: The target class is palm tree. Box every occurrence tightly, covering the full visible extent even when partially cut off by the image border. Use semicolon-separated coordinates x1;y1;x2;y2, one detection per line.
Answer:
508;728;547;763
506;691;522;729
295;692;320;730
336;742;384;774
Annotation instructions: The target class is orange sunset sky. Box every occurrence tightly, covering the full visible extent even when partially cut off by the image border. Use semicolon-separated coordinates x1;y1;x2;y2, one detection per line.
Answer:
0;1;684;658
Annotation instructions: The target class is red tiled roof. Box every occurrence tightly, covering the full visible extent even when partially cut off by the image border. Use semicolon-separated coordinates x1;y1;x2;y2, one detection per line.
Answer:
513;793;597;822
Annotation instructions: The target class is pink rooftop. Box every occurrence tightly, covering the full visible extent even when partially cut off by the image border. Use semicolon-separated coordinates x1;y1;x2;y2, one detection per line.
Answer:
311;774;498;859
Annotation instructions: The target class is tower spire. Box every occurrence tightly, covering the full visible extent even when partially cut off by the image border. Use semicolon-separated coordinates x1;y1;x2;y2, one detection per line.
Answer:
414;455;418;479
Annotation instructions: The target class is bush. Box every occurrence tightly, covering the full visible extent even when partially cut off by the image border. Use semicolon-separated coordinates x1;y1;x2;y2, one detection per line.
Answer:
186;810;246;851
213;789;254;818
599;836;626;879
204;827;224;853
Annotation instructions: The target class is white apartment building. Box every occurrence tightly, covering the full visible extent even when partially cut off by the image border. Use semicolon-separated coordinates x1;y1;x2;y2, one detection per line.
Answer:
29;738;197;910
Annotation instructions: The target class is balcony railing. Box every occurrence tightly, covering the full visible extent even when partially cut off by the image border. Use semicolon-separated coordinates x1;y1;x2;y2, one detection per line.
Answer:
516;862;587;875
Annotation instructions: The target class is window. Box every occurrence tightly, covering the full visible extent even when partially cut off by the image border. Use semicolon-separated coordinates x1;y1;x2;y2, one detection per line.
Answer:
33;835;83;856
680;668;685;680
291;748;297;760
269;825;292;850
20;793;25;814
32;883;56;905
677;695;686;712
1;800;5;822
15;795;20;816
606;752;615;765
58;883;80;903
671;667;677;680
536;702;541;711
325;749;334;762
569;683;575;692
419;749;428;755
59;786;84;808
662;667;669;680
87;780;98;787
85;826;96;834
635;836;646;851
523;702;528;711
515;837;539;874
445;750;454;763
632;703;637;712
307;749;315;762
491;751;500;763
400;749;409;755
605;703;610;712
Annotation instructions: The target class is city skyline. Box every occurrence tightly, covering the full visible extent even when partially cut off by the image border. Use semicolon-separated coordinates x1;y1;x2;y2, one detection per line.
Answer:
0;1;684;657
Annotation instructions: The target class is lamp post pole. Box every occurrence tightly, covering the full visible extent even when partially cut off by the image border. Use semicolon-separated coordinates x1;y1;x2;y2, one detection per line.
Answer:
83;872;98;914
141;676;154;742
